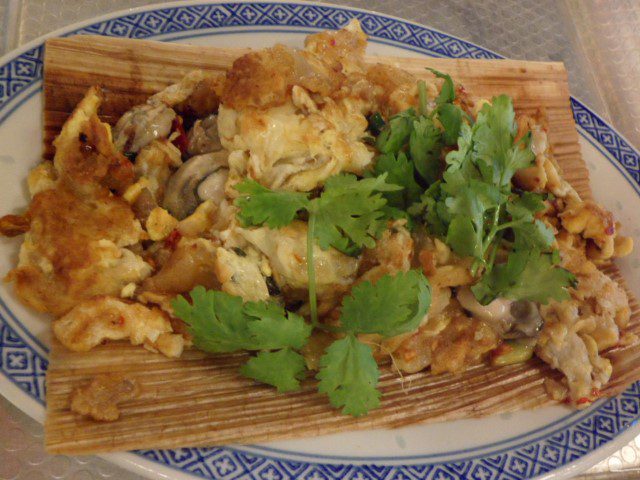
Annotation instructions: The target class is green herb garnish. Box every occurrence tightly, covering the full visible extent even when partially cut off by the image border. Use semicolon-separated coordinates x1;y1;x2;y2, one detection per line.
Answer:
235;173;400;326
410;94;574;304
172;287;311;392
174;270;431;416
177;67;576;418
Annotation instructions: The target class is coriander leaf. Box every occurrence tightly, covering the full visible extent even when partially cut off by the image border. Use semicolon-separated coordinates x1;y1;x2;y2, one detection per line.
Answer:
444;179;503;259
441;165;479;199
244;302;312;350
512;219;555;251
240;349;307;393
446;215;480;258
172;286;251;353
437;103;463;146
376;109;416;154
445;121;473;170
310;173;401;252
172;287;312;353
340;270;431;337
473;95;535;188
374;152;422;209
506;191;547;221
471;250;575;305
441;123;480;195
506;133;536;181
473;95;516;184
409;116;443;184
441;158;481;197
327;237;364;257
408;181;447;236
317;334;380;416
427;68;455;105
381;204;412;223
505;192;554;250
235;179;310;229
408;180;440;217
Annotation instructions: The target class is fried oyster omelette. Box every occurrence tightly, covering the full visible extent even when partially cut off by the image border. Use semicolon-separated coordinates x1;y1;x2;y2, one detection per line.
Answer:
0;20;635;420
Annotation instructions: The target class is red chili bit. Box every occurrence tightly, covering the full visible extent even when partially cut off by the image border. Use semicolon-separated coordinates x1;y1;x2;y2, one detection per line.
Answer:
330;38;336;46
605;225;615;235
164;229;182;250
576;397;591;405
491;343;513;358
171;116;189;155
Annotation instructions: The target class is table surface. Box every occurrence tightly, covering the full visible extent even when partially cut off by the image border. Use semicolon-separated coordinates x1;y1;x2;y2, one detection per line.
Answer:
0;1;639;479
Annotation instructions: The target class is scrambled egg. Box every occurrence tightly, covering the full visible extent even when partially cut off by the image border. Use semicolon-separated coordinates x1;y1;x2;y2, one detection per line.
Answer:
5;88;150;316
217;19;417;193
8;178;150;316
134;139;182;201
214;246;270;301
238;221;359;305
535;231;631;403
219;98;373;191
53;296;184;358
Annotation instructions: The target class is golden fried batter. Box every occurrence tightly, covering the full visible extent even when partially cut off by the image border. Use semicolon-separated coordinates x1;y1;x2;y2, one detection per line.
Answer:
4;87;152;316
222;45;298;110
7;184;149;316
222;20;367;110
53;296;183;357
175;73;224;117
53;86;134;196
0;214;30;237
430;309;499;375
142;237;220;295
70;373;140;422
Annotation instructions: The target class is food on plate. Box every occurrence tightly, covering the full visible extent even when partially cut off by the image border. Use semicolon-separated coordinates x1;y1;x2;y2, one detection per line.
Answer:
1;20;635;419
70;373;140;422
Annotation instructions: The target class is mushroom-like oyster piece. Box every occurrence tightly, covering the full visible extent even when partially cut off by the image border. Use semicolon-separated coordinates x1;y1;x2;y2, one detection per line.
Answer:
113;103;176;154
456;287;543;338
162;151;229;219
188;114;222;155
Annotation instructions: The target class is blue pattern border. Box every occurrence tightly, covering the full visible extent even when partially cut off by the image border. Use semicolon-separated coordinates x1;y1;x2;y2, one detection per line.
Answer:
0;3;639;480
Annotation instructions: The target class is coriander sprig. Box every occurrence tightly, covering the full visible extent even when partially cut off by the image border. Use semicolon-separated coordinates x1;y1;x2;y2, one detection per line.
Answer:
409;94;574;304
174;68;576;418
172;287;312;391
235;173;400;326
173;271;431;416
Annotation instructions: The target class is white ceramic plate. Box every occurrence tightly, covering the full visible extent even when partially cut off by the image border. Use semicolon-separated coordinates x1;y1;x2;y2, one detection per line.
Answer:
1;2;639;479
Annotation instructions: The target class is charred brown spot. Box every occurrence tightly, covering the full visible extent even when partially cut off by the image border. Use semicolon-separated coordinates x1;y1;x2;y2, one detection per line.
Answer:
0;214;30;237
266;276;281;296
